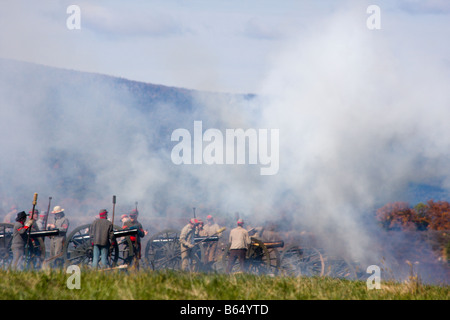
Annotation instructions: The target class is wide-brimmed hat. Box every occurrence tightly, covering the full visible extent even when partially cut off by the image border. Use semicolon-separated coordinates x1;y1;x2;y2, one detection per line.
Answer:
51;206;64;214
16;211;28;221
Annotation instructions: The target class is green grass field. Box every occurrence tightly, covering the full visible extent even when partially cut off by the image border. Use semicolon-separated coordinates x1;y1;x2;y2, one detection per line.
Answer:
0;269;448;300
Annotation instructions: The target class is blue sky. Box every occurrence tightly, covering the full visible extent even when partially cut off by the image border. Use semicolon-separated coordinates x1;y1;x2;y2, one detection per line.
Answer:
0;0;449;93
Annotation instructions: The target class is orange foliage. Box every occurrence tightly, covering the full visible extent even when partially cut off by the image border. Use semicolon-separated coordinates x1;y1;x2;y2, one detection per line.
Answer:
376;202;418;230
426;200;450;231
376;200;450;231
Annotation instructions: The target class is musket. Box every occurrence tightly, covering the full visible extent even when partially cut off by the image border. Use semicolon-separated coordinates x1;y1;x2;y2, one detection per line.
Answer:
193;207;196;219
112;195;116;225
44;196;52;230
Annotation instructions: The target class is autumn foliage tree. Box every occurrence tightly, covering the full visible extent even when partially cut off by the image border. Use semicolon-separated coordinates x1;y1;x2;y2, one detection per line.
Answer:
376;200;450;261
376;200;450;232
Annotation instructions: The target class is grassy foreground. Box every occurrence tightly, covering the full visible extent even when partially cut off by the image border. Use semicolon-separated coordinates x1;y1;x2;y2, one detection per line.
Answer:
0;269;448;300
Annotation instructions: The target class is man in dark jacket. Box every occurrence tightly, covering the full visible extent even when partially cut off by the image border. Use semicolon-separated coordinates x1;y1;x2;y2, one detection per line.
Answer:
123;209;147;268
90;209;115;269
11;211;34;269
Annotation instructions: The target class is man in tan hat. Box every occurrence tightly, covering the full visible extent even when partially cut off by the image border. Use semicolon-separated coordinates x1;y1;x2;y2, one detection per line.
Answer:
47;205;70;266
226;218;250;274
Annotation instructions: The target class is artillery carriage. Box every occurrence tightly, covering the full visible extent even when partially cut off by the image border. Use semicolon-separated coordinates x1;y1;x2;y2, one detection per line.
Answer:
1;217;358;278
143;225;358;278
62;224;138;268
144;229;222;271
219;227;358;278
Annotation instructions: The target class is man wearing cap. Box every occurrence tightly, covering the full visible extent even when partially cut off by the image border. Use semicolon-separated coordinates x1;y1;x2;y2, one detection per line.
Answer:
226;219;251;274
122;209;147;268
179;218;198;271
202;215;222;267
120;214;130;227
90;209;115;269
35;209;46;231
11;211;34;269
47;205;70;266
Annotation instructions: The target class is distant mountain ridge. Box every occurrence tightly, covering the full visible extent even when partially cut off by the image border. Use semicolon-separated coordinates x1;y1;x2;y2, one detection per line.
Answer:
0;58;448;208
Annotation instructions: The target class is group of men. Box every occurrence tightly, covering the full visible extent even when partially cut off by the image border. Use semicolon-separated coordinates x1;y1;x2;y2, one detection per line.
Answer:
179;215;223;271
11;205;69;269
9;205;147;270
179;215;251;273
9;204;252;273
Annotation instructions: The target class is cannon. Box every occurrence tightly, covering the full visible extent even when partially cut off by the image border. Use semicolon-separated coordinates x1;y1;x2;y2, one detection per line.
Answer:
63;224;137;268
0;222;59;269
220;237;284;275
144;229;221;271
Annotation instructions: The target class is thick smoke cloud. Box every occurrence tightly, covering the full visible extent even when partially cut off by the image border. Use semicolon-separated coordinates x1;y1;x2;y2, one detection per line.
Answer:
253;6;450;280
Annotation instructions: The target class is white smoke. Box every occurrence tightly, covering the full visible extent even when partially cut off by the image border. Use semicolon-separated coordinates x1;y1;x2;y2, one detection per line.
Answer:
251;6;450;272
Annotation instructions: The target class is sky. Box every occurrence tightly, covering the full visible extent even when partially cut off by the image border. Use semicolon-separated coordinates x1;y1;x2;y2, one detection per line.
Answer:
0;0;449;94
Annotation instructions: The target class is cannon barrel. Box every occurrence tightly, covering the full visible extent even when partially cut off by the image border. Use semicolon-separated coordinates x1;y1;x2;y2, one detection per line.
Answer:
151;236;219;244
252;240;284;249
29;229;59;238
0;232;12;239
0;229;60;239
113;228;138;237
195;236;219;243
71;228;138;242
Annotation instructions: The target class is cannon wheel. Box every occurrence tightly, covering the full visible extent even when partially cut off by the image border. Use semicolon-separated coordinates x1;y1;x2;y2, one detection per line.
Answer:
0;223;45;269
324;256;357;279
0;223;14;268
280;245;325;277
222;238;281;275
144;229;201;271
63;224;133;267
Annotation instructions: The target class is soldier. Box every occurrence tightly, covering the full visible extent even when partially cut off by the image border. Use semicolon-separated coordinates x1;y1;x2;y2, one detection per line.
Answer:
226;218;250;274
120;214;130;227
11;211;34;270
202;215;222;267
179;218;199;271
47;205;69;267
36;209;47;231
90;209;115;269
197;219;205;236
123;209;147;268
